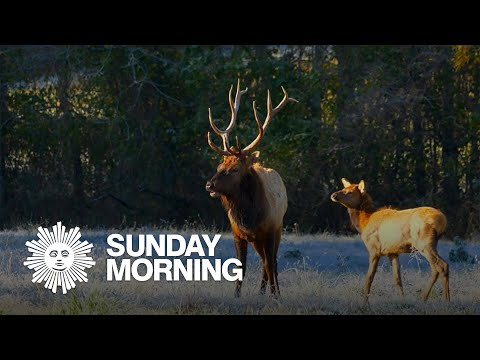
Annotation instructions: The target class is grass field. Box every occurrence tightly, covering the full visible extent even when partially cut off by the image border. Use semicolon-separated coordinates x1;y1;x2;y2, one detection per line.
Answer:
0;228;479;315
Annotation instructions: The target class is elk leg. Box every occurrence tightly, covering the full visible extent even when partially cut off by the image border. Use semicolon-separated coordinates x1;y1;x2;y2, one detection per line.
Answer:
389;255;404;296
422;246;449;302
421;248;440;301
423;266;439;301
364;254;380;301
273;226;282;296
234;237;248;298
438;256;450;302
432;248;450;302
260;268;268;295
252;241;267;295
263;234;278;297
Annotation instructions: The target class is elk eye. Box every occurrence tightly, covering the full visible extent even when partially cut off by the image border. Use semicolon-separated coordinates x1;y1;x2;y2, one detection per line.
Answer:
231;168;239;173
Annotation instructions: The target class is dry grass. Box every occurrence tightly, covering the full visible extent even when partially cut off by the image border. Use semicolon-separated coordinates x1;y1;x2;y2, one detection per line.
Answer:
0;228;479;315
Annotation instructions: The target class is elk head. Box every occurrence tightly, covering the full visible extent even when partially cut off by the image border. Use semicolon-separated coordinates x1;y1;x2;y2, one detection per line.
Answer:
330;178;367;209
205;79;297;198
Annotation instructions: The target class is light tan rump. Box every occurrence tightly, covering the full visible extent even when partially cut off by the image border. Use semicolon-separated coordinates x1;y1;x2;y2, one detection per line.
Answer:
364;206;447;255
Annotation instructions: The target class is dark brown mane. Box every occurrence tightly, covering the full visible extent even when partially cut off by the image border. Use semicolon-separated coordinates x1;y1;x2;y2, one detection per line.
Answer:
347;193;375;233
358;193;375;212
220;167;266;231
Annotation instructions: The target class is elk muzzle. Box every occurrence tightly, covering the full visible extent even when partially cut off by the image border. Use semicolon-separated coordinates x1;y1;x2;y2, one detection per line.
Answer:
205;180;221;198
330;192;339;202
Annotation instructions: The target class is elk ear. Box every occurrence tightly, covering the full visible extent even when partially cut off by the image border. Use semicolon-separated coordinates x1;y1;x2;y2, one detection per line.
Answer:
358;180;366;194
250;151;260;163
341;178;351;188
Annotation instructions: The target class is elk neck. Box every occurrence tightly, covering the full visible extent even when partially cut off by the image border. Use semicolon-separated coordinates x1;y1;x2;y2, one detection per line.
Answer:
220;167;266;231
347;193;375;233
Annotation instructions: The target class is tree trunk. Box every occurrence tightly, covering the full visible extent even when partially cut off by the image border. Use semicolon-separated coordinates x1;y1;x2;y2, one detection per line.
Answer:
58;56;85;215
438;54;461;234
440;84;459;204
0;54;8;228
412;113;426;196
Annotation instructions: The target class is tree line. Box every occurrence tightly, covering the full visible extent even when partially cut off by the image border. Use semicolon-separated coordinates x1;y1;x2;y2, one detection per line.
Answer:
0;45;478;237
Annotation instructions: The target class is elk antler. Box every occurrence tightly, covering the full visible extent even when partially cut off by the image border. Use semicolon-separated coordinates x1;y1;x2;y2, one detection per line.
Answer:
207;79;248;156
207;79;298;157
242;86;298;153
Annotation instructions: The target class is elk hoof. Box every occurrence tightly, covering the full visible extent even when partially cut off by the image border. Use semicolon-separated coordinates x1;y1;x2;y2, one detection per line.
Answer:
269;292;280;300
363;297;371;310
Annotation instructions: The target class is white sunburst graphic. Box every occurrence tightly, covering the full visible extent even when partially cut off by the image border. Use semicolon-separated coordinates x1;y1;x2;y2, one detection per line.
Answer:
24;222;96;294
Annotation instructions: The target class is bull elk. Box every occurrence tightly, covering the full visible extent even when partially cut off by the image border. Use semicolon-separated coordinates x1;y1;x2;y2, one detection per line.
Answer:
205;79;297;297
331;178;450;302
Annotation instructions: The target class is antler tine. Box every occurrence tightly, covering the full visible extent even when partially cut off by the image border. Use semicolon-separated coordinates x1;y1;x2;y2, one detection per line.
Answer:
235;136;242;153
207;132;232;157
227;78;248;133
210;79;248;137
262;86;298;133
208;108;224;136
219;131;238;156
228;83;234;119
207;79;248;156
252;100;261;126
242;85;297;154
225;135;239;156
207;114;239;156
242;101;264;153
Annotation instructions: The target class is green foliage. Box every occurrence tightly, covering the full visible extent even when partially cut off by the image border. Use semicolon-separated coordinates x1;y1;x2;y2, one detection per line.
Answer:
449;236;477;264
0;45;479;236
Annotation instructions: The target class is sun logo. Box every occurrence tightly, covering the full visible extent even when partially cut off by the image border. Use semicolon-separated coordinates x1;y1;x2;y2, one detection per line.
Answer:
24;222;96;294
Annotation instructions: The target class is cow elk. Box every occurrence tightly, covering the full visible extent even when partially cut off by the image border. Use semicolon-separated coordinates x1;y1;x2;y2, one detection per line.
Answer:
331;178;450;302
205;79;297;297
